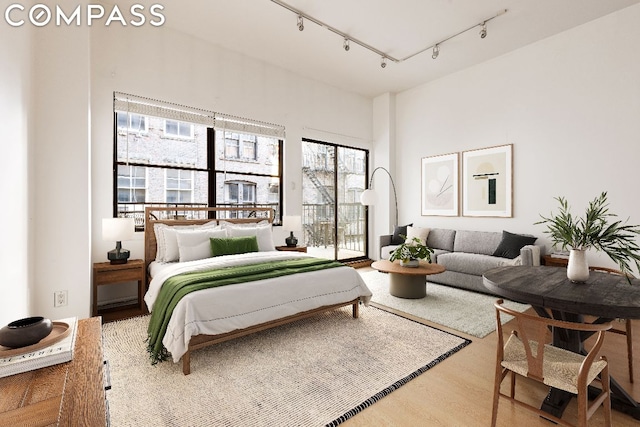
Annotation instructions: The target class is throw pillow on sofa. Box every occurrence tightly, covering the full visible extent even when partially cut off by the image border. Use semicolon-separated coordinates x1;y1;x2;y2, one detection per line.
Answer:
492;230;537;259
391;223;413;245
406;226;430;245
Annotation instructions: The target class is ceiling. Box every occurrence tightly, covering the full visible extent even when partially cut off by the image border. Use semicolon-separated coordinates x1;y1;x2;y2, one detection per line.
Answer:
156;0;639;98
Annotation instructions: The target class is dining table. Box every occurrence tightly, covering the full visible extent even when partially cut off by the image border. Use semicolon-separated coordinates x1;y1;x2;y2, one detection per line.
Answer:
483;265;640;420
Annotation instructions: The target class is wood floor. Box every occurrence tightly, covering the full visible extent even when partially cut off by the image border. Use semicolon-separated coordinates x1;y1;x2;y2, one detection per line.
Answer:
344;269;640;426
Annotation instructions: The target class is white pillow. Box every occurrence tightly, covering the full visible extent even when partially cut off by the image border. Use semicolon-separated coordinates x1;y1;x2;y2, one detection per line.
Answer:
226;223;275;252
175;227;227;262
405;226;430;245
154;221;218;262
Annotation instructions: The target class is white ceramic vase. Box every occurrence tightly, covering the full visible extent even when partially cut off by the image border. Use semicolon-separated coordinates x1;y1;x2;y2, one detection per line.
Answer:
567;249;589;283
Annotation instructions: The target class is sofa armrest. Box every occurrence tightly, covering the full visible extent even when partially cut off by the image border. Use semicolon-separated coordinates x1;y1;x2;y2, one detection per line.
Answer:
379;234;392;259
519;245;541;266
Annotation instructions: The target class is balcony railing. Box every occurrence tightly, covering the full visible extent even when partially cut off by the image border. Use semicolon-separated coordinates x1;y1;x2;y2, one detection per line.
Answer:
302;203;365;253
117;202;280;231
117;202;365;253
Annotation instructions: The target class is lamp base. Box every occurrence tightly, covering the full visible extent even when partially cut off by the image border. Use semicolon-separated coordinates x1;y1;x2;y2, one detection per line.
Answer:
285;232;298;247
107;248;130;265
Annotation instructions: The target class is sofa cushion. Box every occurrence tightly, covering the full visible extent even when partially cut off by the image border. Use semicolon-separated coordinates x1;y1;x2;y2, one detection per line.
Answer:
432;249;452;263
453;230;503;256
437;252;517;276
426;228;456;252
492;230;538;259
391;223;413;245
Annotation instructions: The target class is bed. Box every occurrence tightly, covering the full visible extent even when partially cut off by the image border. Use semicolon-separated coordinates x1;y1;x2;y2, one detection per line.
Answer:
143;206;372;375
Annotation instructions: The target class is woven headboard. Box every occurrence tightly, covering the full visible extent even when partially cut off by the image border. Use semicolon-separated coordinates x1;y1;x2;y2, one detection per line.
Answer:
144;206;275;283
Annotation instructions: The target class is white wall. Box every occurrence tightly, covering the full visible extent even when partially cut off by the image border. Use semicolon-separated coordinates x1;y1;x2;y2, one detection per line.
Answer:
31;23;92;320
89;25;372;303
394;4;640;269
0;24;31;326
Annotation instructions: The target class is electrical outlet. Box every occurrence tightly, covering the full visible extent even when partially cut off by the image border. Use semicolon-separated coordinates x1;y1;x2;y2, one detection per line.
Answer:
54;290;68;307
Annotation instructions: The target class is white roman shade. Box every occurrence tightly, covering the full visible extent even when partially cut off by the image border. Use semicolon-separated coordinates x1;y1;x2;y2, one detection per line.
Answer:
114;92;285;138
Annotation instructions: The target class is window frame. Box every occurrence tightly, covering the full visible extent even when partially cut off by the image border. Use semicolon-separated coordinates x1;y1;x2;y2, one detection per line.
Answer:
113;111;284;227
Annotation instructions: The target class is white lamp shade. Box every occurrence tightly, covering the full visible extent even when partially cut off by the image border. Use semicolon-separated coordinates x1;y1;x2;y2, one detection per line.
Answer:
282;215;303;231
360;189;378;206
102;217;135;242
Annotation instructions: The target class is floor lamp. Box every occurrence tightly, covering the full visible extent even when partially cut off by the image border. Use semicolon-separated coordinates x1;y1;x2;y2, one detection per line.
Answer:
360;166;398;227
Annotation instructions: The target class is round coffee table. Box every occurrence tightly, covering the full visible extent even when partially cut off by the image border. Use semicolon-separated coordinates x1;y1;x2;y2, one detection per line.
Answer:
371;259;445;299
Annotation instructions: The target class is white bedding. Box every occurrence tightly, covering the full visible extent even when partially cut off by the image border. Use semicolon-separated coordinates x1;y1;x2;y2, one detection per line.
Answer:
145;251;372;363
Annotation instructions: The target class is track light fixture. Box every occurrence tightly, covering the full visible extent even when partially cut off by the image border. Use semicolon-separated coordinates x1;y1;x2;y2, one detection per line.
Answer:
431;44;439;60
271;1;507;66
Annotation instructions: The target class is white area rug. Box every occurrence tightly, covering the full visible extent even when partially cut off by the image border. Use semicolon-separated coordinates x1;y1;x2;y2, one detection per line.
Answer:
103;306;470;427
360;270;530;338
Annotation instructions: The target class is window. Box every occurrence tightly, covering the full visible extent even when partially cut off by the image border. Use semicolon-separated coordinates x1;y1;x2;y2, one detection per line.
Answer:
268;182;279;203
113;92;284;226
224;181;256;204
164;119;193;139
117;112;147;133
117;165;146;203
223;133;257;160
242;136;257;160
225;134;240;158
166;169;193;203
302;139;367;261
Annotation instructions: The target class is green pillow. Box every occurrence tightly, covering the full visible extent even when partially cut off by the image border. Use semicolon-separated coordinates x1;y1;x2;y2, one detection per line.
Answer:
210;236;259;257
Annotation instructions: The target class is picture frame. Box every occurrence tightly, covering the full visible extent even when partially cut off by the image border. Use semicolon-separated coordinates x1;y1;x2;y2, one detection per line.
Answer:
462;144;513;217
421;152;459;216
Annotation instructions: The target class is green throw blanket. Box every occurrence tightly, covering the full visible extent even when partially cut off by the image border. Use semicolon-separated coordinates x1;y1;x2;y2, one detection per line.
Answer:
147;257;344;364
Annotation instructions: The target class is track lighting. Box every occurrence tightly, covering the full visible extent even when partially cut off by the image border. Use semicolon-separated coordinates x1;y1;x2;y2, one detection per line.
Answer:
271;1;507;67
480;22;487;39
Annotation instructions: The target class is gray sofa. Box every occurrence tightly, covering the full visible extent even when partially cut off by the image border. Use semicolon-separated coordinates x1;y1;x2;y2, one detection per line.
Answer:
379;228;541;295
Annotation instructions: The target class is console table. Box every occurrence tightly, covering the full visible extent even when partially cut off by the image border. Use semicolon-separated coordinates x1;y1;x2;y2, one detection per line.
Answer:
0;317;108;426
483;265;640;420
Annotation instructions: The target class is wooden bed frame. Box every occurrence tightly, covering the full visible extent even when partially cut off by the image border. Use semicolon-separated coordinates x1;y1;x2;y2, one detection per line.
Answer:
144;206;360;375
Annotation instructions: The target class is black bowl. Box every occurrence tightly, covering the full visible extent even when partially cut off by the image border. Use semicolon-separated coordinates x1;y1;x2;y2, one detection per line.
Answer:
0;316;53;348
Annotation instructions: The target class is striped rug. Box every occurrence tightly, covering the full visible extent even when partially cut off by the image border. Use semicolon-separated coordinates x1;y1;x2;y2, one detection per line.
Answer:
103;306;469;426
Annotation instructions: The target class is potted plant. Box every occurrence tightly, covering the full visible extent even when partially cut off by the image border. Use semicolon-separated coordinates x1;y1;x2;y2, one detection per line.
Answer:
389;236;434;268
536;191;640;282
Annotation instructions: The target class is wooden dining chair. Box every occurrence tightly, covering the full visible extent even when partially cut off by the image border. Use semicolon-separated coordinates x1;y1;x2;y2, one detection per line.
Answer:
492;299;612;427
588;266;634;383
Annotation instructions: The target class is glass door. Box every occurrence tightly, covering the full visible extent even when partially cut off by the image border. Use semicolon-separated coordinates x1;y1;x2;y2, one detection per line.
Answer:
301;139;367;261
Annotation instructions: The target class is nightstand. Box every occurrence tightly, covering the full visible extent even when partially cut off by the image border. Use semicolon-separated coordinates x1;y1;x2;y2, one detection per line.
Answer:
275;245;308;253
92;259;145;322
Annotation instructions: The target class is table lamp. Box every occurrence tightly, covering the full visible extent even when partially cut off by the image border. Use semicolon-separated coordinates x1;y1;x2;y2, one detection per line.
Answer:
282;215;303;247
102;217;135;264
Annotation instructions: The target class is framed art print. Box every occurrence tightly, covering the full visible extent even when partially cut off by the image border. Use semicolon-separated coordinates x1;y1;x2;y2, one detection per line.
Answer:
421;152;459;216
462;144;512;217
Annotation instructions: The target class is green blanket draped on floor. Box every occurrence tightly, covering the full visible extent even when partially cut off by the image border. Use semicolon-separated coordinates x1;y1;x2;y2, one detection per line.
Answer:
147;257;344;363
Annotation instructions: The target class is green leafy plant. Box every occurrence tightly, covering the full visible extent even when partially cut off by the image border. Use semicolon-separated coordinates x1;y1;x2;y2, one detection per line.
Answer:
389;236;434;263
535;191;640;278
